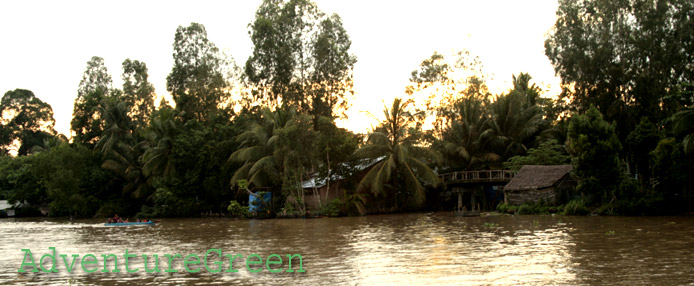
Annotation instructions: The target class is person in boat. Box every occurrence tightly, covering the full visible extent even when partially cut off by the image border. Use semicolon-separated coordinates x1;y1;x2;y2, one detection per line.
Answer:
111;214;122;223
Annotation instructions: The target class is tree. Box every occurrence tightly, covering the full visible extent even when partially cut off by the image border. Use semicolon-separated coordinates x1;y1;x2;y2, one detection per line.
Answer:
355;98;440;210
229;108;288;189
246;0;356;123
566;106;623;205
166;23;228;122
96;97;151;199
313;116;359;202
545;0;694;136
122;59;155;133
0;89;57;155
490;74;546;160
30;143;110;217
228;107;316;213
0;155;45;207
650;137;693;211
625;118;660;185
671;108;694;155
406;50;489;134
504;139;570;172
71;56;113;146
142;106;179;180
310;14;357;122
77;56;113;98
440;94;500;170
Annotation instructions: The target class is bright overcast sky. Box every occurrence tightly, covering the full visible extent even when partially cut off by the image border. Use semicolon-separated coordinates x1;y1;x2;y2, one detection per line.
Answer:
0;0;560;136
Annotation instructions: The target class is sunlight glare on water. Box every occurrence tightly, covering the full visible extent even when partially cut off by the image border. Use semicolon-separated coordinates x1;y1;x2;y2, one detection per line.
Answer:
1;213;693;285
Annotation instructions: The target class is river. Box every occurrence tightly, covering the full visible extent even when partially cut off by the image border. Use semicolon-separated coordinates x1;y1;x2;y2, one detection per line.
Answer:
1;213;693;285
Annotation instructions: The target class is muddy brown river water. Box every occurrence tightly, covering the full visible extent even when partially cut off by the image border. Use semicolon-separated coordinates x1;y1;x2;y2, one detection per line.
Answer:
1;213;693;285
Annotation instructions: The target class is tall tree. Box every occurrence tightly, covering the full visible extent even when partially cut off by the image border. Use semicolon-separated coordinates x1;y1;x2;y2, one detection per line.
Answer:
566;106;623;205
96;97;151;200
406;50;489;135
228;107;316;213
440;94;500;170
671;108;694;155
229;107;296;189
545;0;694;136
122;59;155;133
246;0;356;123
166;23;228;122
310;14;357;122
71;56;113;146
355;98;440;210
0;89;57;155
490;74;546;160
142;106;179;181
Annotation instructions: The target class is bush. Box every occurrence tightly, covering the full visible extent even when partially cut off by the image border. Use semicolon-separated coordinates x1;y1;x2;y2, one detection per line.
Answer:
496;202;519;214
317;198;341;217
562;199;590;215
517;204;532;215
227;200;249;218
497;202;557;215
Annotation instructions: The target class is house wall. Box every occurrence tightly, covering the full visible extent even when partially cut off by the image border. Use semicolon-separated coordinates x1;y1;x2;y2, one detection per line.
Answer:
288;183;346;211
304;183;345;211
505;187;557;205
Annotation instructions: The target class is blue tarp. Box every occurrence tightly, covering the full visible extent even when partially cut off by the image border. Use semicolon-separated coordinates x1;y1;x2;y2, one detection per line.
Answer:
249;192;272;212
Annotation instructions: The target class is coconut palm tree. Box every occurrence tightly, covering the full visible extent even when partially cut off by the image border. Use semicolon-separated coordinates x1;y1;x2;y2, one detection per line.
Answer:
96;98;134;154
228;107;296;189
142;107;178;181
96;98;151;199
490;91;544;159
355;98;440;209
441;95;501;170
229;107;316;213
672;107;694;155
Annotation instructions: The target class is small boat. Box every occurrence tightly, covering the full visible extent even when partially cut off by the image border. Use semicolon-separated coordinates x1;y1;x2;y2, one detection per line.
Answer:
104;221;156;226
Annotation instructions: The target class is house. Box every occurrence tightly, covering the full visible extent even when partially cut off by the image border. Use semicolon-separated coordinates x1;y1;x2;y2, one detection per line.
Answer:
503;165;576;205
292;156;385;211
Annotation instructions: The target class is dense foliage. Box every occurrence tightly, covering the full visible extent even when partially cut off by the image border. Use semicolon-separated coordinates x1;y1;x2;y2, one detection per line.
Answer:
0;0;691;217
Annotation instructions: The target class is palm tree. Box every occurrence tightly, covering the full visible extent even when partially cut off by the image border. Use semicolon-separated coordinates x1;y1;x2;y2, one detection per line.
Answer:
229;107;312;213
142;107;178;181
490;91;544;159
228;107;295;189
672;108;694;155
96;99;134;154
355;98;440;210
96;98;151;199
441;95;501;170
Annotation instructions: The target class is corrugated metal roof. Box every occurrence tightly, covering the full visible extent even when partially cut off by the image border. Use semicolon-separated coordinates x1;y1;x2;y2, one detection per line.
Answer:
301;156;385;189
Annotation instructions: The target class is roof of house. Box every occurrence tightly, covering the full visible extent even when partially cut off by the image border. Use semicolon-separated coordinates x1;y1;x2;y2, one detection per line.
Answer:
301;156;385;189
504;165;573;191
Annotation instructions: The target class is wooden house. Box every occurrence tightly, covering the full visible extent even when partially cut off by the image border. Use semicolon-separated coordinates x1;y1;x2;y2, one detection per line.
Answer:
503;165;576;205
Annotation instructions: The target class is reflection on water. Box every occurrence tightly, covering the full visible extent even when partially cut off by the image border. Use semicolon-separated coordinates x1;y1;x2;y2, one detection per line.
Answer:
1;213;693;285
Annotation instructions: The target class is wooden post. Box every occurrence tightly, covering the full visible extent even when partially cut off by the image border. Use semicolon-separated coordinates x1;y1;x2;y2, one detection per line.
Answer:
471;190;476;211
457;192;463;212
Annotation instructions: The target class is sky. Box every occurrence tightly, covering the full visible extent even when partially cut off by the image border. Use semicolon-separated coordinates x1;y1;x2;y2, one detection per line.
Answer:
0;0;561;136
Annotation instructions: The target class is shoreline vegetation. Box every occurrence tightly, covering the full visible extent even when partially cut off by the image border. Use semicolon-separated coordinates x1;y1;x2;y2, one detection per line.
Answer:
0;0;692;220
